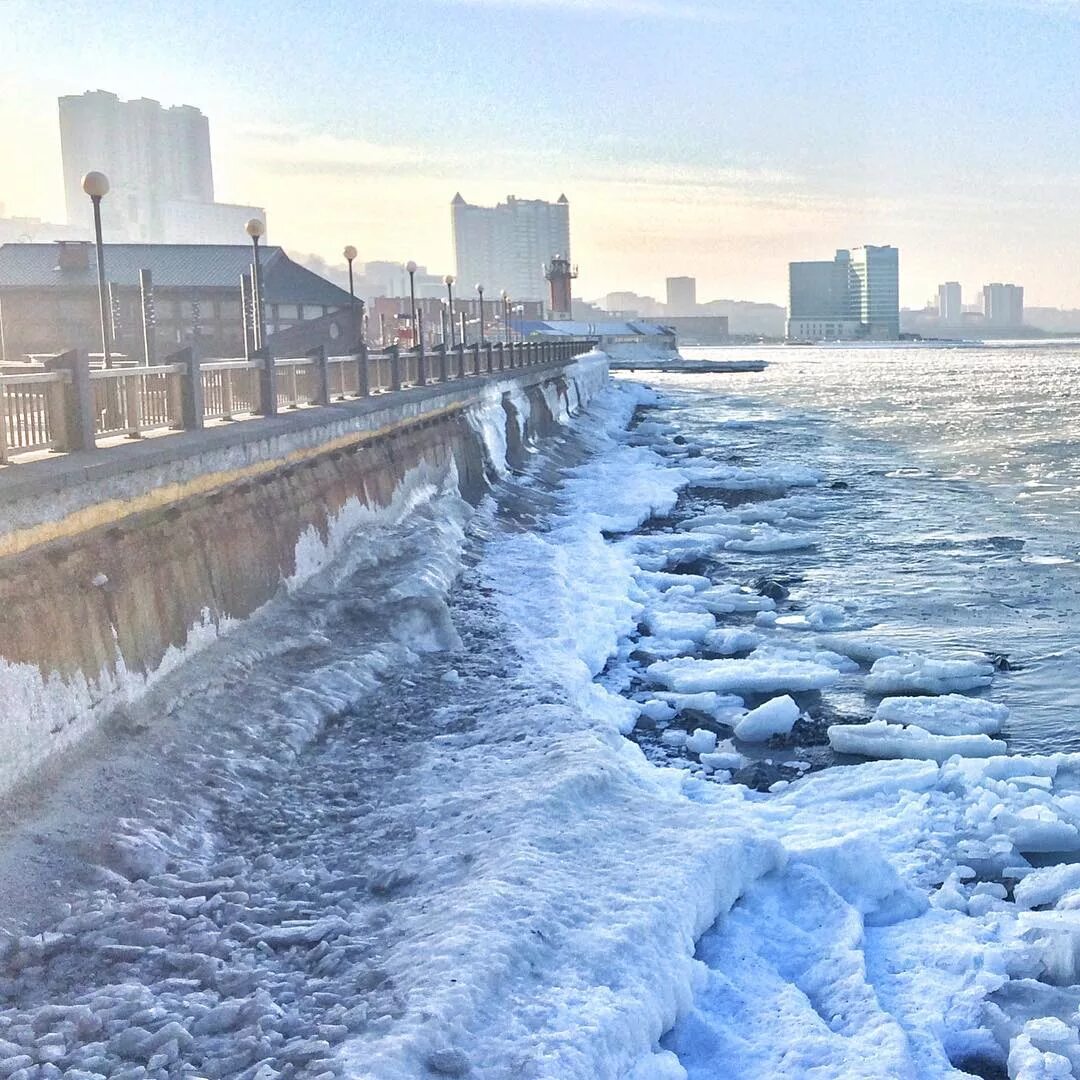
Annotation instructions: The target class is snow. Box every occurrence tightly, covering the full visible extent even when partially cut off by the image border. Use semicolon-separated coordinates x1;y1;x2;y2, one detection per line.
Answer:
733;695;800;742
874;693;1010;735
865;653;996;695
828;719;1007;762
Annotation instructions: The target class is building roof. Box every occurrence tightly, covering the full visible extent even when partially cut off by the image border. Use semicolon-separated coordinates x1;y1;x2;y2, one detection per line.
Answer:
0;243;353;306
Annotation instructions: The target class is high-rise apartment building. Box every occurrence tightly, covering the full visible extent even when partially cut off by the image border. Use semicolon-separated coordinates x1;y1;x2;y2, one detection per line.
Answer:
58;90;262;244
982;283;1024;328
938;281;962;324
665;276;697;314
787;245;899;341
451;193;570;306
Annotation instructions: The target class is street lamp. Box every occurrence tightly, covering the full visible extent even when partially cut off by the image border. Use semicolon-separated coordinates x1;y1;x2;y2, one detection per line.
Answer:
245;218;266;349
444;274;456;347
405;260;418;347
475;283;485;345
82;171;112;368
343;245;358;348
500;289;510;342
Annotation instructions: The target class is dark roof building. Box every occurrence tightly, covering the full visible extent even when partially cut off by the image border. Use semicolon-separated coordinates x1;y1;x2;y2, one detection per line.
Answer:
0;242;354;361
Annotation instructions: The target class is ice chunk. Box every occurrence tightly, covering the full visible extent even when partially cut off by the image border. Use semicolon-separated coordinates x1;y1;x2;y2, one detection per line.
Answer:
685;729;718;755
827;720;1006;762
724;527;818;553
734;696;800;742
649;657;840;695
1015;865;1080;910
700;749;747;772
874;694;1008;736
701;628;760;656
1008;1032;1074;1080
637;699;677;724
865;653;995;695
660;729;688;748
642;610;716;642
814;634;899;664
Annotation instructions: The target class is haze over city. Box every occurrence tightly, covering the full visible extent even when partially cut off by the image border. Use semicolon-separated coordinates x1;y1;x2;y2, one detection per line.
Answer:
4;0;1080;308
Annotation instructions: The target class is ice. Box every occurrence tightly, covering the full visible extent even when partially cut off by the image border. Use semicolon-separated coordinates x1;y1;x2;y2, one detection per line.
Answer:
648;657;840;695
1015;865;1080;910
865;653;996;695
723;526;818;553
701;628;760;655
828;720;1007;762
814;634;900;664
639;700;678;724
733;696;800;742
874;694;1009;736
643;610;716;642
685;729;718;755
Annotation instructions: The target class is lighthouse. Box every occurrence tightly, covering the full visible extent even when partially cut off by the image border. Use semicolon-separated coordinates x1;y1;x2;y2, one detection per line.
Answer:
544;254;577;319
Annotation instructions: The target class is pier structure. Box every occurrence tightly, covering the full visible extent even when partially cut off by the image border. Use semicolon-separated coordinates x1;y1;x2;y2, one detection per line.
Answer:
0;336;602;797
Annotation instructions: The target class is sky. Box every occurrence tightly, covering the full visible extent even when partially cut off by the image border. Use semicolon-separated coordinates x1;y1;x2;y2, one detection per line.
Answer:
2;0;1080;308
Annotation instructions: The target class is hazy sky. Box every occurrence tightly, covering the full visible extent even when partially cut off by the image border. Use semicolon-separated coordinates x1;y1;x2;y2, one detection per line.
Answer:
3;0;1080;307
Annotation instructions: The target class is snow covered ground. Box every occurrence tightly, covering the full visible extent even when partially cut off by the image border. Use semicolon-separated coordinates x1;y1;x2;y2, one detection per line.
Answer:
0;353;1078;1078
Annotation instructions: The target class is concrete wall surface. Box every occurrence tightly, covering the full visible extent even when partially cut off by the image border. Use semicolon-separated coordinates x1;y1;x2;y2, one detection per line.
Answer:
0;353;610;799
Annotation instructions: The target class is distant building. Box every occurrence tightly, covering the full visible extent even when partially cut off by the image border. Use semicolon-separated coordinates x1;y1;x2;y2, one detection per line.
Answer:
787;245;899;340
850;245;900;339
937;281;963;324
665;276;697;315
0;241;352;360
660;315;729;345
451;193;570;306
982;282;1024;328
602;291;665;318
58;90;263;244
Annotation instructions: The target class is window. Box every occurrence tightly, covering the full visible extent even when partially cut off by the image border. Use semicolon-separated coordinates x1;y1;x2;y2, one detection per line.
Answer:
277;304;299;320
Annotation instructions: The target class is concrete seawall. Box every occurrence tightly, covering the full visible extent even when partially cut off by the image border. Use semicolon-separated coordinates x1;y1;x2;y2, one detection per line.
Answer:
0;353;609;797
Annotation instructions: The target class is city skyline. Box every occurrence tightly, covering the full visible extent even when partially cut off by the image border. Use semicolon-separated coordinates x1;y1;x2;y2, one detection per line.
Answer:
3;0;1080;306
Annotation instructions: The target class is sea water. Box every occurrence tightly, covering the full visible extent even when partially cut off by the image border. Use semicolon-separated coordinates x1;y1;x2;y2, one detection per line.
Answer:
635;342;1080;755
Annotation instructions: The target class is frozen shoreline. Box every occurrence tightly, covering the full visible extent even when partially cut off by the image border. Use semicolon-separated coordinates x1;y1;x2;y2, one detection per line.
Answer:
0;354;1078;1077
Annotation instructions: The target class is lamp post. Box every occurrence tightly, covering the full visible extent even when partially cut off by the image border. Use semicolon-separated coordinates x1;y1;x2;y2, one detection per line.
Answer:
500;289;510;342
405;260;418;348
82;171;112;368
343;245;358;348
444;274;456;348
475;283;484;345
245;218;266;349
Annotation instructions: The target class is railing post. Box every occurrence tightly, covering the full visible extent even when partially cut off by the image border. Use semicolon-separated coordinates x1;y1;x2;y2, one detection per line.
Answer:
307;344;329;406
390;345;402;391
123;371;140;436
44;349;96;452
416;343;427;386
435;343;449;383
497;342;506;372
165;346;203;431
254;346;277;416
454;343;465;379
358;342;370;397
485;342;494;373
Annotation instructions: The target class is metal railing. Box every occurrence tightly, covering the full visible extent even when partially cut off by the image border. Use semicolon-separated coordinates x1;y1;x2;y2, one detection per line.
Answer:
0;338;598;464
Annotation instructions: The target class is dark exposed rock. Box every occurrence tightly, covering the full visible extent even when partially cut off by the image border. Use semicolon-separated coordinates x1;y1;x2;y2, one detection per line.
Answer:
752;577;790;601
731;761;800;792
830;480;850;490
